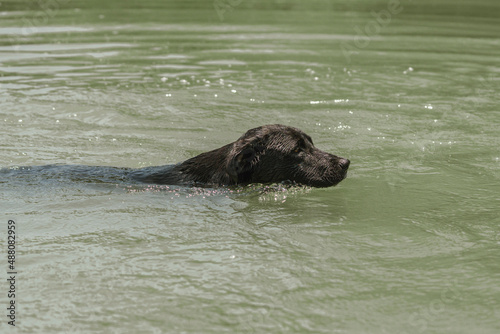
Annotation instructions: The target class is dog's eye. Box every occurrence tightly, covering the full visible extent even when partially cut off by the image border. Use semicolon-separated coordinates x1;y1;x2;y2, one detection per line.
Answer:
294;138;307;153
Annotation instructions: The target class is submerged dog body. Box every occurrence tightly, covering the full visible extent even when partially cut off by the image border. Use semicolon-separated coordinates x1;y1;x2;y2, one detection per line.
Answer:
3;125;349;188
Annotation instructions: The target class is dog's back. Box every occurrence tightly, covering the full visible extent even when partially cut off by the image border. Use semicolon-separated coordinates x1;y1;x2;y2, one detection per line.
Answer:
2;125;349;188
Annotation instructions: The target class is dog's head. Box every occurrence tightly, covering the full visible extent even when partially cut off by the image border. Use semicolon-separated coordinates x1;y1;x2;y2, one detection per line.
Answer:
227;124;349;187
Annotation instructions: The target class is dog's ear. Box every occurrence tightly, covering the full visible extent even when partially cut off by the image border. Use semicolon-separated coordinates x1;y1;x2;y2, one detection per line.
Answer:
227;141;263;184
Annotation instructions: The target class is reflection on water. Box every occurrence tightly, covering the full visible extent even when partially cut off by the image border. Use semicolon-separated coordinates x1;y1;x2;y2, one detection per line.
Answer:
1;0;499;333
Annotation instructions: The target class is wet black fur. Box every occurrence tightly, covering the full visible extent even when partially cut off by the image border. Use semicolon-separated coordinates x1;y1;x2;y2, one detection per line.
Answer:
130;124;349;187
3;124;350;188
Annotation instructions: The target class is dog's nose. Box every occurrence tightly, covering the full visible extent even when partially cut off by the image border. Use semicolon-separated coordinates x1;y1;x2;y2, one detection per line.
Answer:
338;158;350;170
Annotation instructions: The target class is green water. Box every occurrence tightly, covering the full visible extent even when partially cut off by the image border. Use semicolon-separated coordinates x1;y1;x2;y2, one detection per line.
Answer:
0;0;499;333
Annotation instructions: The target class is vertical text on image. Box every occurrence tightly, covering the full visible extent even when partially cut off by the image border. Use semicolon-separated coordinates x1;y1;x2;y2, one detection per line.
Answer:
7;220;17;327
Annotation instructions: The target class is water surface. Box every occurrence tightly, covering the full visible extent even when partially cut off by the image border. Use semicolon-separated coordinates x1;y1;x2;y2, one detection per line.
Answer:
0;0;499;333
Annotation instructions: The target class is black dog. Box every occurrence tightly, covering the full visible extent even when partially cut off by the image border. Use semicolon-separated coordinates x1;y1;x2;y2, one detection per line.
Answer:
130;124;349;187
3;125;349;188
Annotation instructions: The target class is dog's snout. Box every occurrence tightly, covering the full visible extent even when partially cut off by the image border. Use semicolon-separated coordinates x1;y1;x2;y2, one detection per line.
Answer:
338;158;350;170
